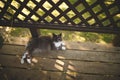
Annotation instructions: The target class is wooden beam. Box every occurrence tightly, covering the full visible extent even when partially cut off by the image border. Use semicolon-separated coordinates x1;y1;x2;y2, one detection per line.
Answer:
112;34;120;47
29;28;40;38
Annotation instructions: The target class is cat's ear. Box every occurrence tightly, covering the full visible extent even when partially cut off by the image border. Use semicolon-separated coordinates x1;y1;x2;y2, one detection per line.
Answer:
59;33;62;36
52;33;56;36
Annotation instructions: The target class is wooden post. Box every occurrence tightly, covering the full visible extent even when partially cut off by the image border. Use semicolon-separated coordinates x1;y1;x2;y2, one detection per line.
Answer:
0;34;4;49
112;34;120;47
29;28;40;38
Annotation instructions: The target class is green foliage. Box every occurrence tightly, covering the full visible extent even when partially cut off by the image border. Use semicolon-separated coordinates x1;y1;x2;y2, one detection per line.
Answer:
69;0;78;4
86;0;97;5
10;28;30;37
101;34;114;43
39;29;114;43
8;28;115;43
79;32;100;42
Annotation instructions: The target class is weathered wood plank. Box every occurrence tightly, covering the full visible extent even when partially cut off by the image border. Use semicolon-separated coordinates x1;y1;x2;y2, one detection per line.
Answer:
66;42;120;51
1;44;120;64
0;55;120;76
0;54;30;69
0;68;62;80
0;44;25;54
66;72;120;80
34;50;120;64
36;58;120;75
2;42;120;53
3;40;120;51
0;67;120;80
0;44;120;80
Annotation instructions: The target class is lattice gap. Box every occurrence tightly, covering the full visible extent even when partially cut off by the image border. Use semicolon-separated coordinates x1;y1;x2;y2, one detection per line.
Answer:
59;2;69;11
51;9;60;17
0;1;5;8
22;8;30;15
3;13;11;20
102;19;111;26
17;14;25;21
67;10;75;18
43;1;52;10
73;18;81;24
92;5;102;14
97;12;107;20
59;16;67;23
113;14;120;21
11;0;20;9
109;6;119;15
45;16;53;22
52;0;59;4
36;8;45;16
82;12;91;19
86;0;97;5
27;1;36;10
75;3;85;12
31;15;39;21
104;0;115;6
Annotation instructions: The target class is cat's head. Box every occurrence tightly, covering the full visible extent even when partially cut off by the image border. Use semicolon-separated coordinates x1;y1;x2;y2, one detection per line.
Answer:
52;33;62;42
52;33;66;50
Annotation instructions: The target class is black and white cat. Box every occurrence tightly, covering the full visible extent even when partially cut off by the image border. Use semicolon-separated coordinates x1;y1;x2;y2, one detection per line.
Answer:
21;33;66;64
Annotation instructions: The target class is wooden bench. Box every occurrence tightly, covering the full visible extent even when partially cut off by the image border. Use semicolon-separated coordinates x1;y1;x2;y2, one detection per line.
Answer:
0;0;120;80
0;42;120;80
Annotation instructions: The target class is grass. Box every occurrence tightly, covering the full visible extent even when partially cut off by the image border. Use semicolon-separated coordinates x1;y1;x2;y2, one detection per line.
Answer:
10;28;30;37
9;28;115;43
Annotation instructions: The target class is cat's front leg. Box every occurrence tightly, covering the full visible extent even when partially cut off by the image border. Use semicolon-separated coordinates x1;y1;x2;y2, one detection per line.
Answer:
26;53;32;64
21;58;25;64
21;43;29;64
61;42;66;50
21;51;28;64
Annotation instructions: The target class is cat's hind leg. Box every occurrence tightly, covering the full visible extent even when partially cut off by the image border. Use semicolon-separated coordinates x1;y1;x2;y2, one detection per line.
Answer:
21;51;27;64
21;51;32;64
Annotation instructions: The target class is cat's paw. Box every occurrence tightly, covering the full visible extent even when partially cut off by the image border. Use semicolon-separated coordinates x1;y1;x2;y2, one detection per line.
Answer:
62;46;66;50
27;58;31;64
61;42;66;50
21;59;24;64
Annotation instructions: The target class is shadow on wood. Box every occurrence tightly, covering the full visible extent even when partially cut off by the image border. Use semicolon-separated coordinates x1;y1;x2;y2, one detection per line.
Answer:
0;42;120;80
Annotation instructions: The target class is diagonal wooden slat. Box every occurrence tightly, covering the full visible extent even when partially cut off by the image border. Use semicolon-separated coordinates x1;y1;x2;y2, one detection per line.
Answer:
0;0;12;19
0;0;120;34
98;1;117;28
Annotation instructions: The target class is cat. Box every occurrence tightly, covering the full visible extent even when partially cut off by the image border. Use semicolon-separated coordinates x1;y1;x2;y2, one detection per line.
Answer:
21;33;66;64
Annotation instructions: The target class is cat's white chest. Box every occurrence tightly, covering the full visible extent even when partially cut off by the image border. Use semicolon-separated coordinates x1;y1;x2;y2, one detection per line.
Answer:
53;41;62;48
53;41;66;50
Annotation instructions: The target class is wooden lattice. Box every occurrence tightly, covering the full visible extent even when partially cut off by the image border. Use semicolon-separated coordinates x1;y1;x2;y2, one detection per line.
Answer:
0;0;120;34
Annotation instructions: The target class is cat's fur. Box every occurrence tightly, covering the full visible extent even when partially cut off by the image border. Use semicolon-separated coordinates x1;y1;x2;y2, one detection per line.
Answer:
21;33;66;64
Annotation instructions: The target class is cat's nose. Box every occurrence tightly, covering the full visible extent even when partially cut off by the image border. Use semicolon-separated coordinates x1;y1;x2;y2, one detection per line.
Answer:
57;38;61;41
